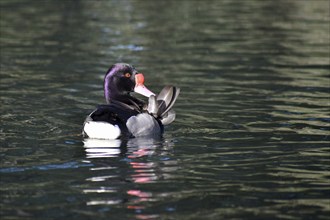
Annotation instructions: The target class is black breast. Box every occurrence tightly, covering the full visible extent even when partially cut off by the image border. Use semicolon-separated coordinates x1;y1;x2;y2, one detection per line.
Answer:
86;102;141;138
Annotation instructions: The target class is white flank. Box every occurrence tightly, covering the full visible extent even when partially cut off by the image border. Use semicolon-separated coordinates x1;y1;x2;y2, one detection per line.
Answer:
83;122;121;140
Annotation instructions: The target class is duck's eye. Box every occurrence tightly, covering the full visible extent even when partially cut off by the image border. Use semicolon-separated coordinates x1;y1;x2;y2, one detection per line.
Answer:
124;73;131;78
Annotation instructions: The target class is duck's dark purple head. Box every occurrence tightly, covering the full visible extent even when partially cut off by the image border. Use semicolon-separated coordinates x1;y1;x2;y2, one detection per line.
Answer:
104;63;155;103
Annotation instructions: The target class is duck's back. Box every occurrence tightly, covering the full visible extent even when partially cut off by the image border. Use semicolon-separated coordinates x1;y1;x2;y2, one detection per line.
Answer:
83;103;140;139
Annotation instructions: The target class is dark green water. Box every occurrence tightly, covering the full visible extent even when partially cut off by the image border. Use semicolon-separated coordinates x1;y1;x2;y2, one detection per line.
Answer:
1;0;329;219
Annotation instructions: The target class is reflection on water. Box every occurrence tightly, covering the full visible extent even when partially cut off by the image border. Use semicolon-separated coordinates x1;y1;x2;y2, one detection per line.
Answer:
0;0;329;219
83;139;122;158
82;137;178;219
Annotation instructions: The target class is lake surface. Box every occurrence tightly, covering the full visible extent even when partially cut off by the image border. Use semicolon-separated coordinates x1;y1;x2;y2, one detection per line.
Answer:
1;0;329;219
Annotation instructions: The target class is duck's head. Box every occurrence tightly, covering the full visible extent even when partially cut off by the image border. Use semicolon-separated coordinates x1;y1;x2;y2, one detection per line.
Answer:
104;63;155;103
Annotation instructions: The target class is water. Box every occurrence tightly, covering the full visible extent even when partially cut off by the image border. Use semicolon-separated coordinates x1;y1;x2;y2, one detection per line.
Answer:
0;0;329;219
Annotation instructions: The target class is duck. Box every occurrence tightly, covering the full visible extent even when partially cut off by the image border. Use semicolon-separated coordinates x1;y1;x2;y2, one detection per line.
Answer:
83;63;180;140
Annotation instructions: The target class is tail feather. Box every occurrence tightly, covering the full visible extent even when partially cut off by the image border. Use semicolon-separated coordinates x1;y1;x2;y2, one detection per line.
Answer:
147;86;180;125
156;86;174;116
160;109;176;125
147;95;158;117
159;87;180;118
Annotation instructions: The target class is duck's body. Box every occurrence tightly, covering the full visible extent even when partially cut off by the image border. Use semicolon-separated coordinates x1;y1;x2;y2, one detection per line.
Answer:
83;63;179;140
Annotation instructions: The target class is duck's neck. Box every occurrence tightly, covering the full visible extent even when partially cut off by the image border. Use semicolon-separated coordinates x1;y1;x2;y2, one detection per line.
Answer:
104;77;145;110
105;91;145;111
104;78;125;103
104;88;127;104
